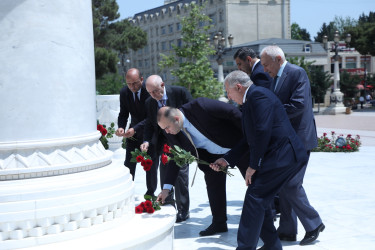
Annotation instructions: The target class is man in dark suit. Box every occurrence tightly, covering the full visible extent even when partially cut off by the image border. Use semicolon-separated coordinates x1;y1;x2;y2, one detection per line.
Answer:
156;98;248;236
260;45;324;245
234;47;272;89
140;74;193;223
211;70;308;250
115;68;158;197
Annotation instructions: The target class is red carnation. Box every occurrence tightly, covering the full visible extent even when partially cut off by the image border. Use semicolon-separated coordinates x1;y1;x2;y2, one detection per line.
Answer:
347;145;352;150
140;202;146;209
141;160;146;167
347;134;352;138
135;205;144;214
342;145;346;149
146;206;155;214
143;159;153;171
101;127;107;136
161;154;169;165
144;200;153;208
323;133;327;137
136;155;144;163
163;144;171;153
97;124;104;131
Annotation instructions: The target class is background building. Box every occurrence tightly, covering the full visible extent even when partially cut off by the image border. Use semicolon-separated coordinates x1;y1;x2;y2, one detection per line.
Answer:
126;0;291;83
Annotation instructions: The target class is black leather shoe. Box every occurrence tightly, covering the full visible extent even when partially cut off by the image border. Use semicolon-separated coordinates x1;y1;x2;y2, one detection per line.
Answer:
176;211;189;223
278;232;297;241
300;223;325;245
199;223;228;236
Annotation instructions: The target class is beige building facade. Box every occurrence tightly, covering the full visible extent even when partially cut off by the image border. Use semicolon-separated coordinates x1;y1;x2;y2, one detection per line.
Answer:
126;0;291;83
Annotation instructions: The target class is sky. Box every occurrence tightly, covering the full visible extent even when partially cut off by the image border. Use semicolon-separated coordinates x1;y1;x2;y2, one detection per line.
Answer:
116;0;374;39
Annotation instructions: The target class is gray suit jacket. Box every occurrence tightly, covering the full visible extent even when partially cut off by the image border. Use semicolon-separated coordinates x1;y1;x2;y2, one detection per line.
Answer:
272;62;317;151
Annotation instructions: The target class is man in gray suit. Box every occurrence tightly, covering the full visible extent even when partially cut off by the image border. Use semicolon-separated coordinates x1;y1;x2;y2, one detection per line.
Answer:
260;45;324;246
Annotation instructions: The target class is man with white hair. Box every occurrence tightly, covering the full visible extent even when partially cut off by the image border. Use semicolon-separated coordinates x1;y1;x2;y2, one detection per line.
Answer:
260;45;324;246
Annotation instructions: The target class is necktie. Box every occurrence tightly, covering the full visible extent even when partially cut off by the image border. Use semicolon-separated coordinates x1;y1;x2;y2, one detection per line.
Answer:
273;76;279;92
182;127;199;187
160;99;166;107
134;92;141;113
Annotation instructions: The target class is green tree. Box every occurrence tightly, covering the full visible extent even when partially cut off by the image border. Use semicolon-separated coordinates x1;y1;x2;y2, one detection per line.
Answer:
340;70;361;99
291;22;311;41
333;16;357;34
92;0;147;81
287;56;314;81
309;66;331;112
158;3;222;99
346;11;375;56
315;22;337;42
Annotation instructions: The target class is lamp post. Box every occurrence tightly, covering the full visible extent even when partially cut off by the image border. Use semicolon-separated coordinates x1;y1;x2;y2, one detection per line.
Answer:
323;31;351;114
207;32;234;83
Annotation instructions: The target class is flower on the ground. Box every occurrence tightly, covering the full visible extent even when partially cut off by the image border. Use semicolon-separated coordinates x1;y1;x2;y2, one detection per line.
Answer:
162;144;233;176
135;195;161;214
131;148;153;171
312;131;361;152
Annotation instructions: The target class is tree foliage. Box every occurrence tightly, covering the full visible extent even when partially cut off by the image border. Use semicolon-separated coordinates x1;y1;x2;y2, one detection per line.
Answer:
291;23;311;41
340;70;361;98
92;0;147;81
309;66;331;103
315;22;337;42
345;11;375;56
158;4;222;99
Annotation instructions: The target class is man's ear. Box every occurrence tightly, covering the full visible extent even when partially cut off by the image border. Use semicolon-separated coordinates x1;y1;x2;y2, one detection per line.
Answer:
161;82;165;88
236;83;242;91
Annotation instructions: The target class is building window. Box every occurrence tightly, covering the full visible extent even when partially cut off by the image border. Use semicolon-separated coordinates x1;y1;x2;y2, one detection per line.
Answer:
209;13;216;24
346;57;356;69
169;40;174;49
156;42;159;51
304;44;311;53
161;26;166;35
138;60;143;67
176;22;181;31
161;41;167;51
150;27;153;37
168;24;173;33
219;10;224;22
144;45;149;54
145;59;149;67
156;27;159;36
177;39;182;48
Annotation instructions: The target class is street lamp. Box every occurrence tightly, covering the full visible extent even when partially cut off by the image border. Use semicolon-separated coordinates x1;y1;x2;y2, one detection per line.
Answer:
323;31;351;114
207;32;234;83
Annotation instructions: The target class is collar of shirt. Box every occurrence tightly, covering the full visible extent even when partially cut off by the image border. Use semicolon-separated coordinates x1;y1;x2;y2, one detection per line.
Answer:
182;113;230;154
158;88;168;107
276;60;288;78
242;85;251;104
133;89;141;100
252;59;260;72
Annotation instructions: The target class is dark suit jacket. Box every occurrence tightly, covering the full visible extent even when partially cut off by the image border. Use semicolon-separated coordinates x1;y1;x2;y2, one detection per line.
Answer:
143;85;193;149
163;97;248;185
117;83;149;135
225;85;307;172
251;61;272;89
272;62;317;151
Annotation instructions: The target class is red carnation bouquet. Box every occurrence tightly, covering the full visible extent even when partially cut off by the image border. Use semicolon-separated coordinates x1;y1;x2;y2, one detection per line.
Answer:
135;195;161;214
161;144;233;186
130;148;153;171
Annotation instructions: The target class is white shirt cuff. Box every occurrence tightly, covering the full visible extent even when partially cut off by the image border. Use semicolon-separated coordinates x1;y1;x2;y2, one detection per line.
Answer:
163;184;173;190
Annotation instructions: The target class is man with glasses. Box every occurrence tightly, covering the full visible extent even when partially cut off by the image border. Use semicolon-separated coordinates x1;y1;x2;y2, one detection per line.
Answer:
116;68;159;198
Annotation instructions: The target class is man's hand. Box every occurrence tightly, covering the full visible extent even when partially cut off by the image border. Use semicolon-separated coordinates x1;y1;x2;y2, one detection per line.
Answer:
115;128;125;137
140;142;149;152
157;189;170;204
245;167;256;186
210;158;228;172
124;128;135;138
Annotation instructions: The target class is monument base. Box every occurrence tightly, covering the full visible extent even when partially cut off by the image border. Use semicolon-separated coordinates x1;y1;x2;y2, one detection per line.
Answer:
323;105;347;115
24;202;176;250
